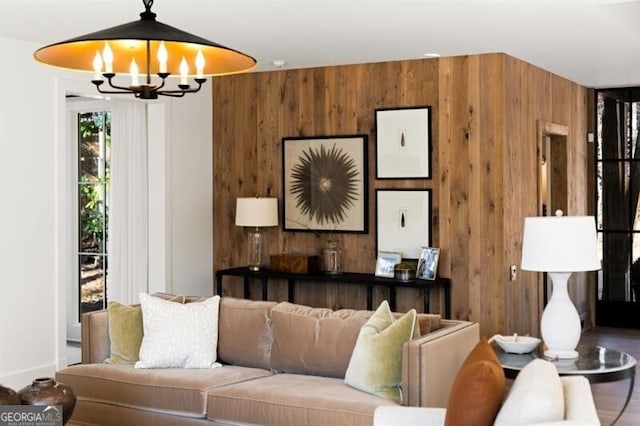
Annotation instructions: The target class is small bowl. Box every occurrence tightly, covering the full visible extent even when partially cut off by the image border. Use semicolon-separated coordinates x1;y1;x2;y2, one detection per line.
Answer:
493;335;541;354
394;263;416;282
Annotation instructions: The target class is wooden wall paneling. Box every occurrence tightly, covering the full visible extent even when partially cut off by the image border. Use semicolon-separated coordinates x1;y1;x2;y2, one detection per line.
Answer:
213;54;590;335
438;55;473;321
467;54;484;330
213;74;259;297
503;55;531;335
478;54;506;338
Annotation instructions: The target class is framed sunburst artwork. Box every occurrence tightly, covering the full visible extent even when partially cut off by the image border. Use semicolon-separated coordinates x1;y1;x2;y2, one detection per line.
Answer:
282;135;368;233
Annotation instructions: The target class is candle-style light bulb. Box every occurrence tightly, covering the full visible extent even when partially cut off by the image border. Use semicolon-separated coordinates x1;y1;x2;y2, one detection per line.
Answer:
157;41;168;74
195;50;205;79
93;52;103;80
179;57;188;85
130;59;139;86
103;42;113;74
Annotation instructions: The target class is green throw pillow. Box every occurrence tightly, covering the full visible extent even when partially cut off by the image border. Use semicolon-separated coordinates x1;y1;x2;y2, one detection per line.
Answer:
344;300;417;403
105;295;184;364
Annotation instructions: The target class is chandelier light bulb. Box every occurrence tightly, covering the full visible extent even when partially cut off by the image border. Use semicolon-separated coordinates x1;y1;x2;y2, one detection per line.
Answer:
179;57;189;85
102;42;113;74
196;50;205;79
130;59;139;86
92;52;103;80
157;41;168;74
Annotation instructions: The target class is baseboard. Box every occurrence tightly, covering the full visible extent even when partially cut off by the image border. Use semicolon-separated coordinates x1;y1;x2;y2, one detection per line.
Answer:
0;362;59;390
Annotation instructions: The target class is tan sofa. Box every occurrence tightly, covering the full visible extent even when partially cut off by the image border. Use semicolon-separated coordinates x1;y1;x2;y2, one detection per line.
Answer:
57;297;479;426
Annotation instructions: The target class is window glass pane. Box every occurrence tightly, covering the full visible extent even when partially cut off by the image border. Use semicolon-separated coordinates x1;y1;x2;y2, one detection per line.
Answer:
598;92;631;160
77;110;110;317
596;161;603;230
79;254;107;316
633;162;640;231
79;182;108;253
633;235;640;302
600;232;631;302
600;161;630;231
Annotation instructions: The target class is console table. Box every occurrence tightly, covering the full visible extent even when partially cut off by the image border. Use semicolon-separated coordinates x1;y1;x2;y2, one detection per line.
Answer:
215;267;451;317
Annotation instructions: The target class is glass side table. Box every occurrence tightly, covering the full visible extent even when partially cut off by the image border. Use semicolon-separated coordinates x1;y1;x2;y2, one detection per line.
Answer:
497;345;636;425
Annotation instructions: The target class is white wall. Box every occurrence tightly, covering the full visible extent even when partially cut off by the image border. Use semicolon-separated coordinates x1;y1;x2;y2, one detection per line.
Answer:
0;36;213;390
0;36;61;390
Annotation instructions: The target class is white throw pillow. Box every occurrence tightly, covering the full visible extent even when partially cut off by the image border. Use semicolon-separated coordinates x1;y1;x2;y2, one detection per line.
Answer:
135;293;221;369
494;359;564;425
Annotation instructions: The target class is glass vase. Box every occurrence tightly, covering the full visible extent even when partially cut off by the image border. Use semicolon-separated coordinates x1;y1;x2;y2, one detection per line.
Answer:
323;240;343;275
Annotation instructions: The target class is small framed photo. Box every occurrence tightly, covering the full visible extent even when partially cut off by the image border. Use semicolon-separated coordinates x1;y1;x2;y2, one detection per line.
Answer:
417;247;440;280
375;106;432;179
375;251;403;278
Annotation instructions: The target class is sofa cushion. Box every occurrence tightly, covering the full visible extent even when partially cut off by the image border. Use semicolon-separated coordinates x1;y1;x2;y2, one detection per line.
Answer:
105;295;185;365
344;300;417;403
270;302;374;378
55;363;272;418
217;297;278;370
444;337;506;426
494;359;564;425
207;373;398;426
135;293;220;369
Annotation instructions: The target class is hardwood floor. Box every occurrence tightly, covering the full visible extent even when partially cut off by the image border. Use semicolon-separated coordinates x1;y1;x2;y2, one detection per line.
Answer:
581;327;640;426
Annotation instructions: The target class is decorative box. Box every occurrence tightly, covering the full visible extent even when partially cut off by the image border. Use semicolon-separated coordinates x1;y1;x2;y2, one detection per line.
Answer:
270;254;321;274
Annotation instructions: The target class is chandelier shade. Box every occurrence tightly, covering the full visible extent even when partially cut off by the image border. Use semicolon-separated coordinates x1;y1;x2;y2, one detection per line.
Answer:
34;21;256;76
33;0;256;99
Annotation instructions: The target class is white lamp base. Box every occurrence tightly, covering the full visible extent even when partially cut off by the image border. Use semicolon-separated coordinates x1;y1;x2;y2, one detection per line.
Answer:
541;272;581;360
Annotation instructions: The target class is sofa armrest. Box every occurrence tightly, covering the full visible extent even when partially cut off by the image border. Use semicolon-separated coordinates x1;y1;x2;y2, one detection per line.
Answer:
81;309;110;364
402;320;479;407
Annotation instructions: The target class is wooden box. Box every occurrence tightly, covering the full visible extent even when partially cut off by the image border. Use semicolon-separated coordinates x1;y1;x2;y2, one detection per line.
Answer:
270;254;321;274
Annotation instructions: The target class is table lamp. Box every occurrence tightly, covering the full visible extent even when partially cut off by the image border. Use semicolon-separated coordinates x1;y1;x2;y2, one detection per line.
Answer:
520;211;600;359
235;197;279;271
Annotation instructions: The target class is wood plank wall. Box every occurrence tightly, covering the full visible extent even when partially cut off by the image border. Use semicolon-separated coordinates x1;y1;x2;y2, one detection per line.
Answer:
212;53;591;337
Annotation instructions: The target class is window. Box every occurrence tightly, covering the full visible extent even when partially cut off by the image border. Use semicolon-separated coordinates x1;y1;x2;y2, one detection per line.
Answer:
77;110;111;318
595;87;640;327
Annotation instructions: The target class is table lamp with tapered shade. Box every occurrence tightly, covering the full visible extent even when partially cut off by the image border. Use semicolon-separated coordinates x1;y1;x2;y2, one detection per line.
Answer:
521;211;600;359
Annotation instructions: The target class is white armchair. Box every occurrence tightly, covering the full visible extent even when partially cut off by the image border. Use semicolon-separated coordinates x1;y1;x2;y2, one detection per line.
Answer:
374;375;600;426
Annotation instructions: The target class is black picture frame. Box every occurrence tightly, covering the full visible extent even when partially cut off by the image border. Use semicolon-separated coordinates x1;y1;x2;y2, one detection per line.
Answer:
375;106;432;179
375;189;432;259
282;135;368;233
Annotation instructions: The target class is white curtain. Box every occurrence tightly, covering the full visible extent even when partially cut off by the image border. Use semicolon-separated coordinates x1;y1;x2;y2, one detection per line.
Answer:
107;99;149;305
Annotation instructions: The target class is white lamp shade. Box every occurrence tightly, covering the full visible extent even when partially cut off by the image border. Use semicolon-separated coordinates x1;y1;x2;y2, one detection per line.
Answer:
235;197;279;227
521;215;600;272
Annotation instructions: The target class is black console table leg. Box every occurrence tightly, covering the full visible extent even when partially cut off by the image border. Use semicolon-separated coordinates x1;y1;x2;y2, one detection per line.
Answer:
261;277;268;301
444;283;451;318
366;285;373;310
423;288;431;313
389;286;397;312
288;279;295;303
216;272;222;296
243;276;250;299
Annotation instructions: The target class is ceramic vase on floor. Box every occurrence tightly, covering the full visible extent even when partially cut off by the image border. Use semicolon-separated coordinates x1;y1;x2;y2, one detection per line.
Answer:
18;377;76;425
0;383;20;405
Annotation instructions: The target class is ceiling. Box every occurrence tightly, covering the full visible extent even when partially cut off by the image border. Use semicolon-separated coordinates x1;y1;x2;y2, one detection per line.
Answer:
1;0;638;88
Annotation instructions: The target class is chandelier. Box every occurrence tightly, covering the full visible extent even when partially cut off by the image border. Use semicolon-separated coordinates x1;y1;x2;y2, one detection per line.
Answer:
33;0;256;99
